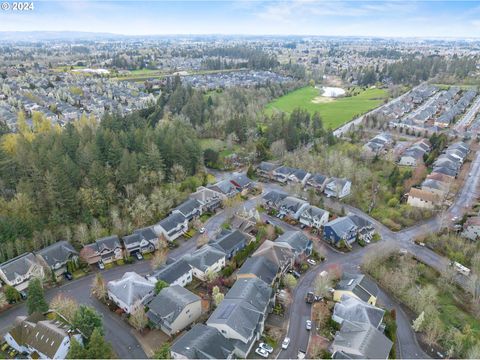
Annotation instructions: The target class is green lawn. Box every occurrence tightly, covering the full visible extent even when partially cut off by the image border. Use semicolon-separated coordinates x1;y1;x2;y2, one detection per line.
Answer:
265;86;388;129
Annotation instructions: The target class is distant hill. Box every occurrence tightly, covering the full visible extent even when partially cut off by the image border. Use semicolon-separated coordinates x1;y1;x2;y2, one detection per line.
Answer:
0;31;126;41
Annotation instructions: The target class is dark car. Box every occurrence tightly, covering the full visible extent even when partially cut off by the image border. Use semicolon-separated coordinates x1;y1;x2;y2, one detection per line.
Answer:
64;272;73;281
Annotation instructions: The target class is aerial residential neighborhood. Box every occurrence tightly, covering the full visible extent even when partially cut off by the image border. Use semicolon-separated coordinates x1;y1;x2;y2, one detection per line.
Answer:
1;1;480;360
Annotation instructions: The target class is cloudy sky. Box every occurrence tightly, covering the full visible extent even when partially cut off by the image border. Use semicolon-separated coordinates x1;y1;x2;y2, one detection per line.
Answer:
0;0;479;38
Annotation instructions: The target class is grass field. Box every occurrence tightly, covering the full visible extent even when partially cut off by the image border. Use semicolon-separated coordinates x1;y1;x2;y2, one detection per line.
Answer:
265;86;388;129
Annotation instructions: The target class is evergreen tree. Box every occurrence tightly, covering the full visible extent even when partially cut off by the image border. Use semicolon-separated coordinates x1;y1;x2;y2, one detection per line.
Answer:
86;328;114;359
26;278;49;315
73;305;103;340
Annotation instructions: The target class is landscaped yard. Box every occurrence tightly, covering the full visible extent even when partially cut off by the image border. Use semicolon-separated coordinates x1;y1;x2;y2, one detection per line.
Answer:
265;86;388;129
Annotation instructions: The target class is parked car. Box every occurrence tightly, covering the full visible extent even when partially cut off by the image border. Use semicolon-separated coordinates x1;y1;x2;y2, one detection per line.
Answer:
98;262;105;270
19;291;27;300
305;320;312;330
135;252;143;260
307;259;316;266
255;347;269;358
289;270;301;278
281;337;290;350
199;227;206;234
259;343;273;353
64;272;73;281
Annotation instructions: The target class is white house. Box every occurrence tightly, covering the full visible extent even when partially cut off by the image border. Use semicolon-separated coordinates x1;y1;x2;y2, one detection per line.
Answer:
107;272;155;314
0;253;44;291
147;258;193;287
324;178;352;199
154;213;189;242
299;205;330;229
185;245;226;281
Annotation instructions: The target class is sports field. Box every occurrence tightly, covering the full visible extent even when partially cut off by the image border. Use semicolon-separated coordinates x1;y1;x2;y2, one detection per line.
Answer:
265;86;388;129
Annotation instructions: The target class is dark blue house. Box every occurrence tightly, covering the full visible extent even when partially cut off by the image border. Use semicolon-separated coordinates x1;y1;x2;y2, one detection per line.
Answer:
323;216;358;247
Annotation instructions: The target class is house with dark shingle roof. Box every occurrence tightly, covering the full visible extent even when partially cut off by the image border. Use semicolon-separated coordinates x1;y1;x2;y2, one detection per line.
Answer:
237;256;279;286
332;294;385;329
324;217;358;247
208;179;238;198
324;178;352;199
277;196;310;219
257;161;278;179
189;186;224;212
299;205;330;229
36;240;78;277
275;231;313;257
288;168;311;185
262;190;287;209
252;240;295;273
185;245;226;281
171;324;235;359
147;258;193;287
229;173;253;193
172;198;203;222
272;166;295;183
307;173;330;191
334;273;379;306
209;229;248;260
147;285;201;336
0;253;44;291
154;213;189;242
4;313;83;359
80;235;124;266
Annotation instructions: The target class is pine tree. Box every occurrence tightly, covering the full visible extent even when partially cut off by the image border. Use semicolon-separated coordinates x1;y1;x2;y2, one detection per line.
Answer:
67;337;87;359
73;305;103;340
86;328;114;359
26;278;49;315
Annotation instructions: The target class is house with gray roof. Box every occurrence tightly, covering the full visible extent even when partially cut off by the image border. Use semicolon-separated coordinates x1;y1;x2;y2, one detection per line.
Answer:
133;227;159;253
277;196;310;219
229;173;253;193
334;273;379;306
36;241;78;277
324;217;358;247
147;258;193;287
209;229;248;260
226;277;274;316
288;168;311;185
0;253;44;291
237;256;279;285
185;245;226;281
147;285;201;336
332;294;385;329
171;324;235;359
262;190;287;208
4;313;83;360
107;272;155;314
172;198;203;222
257;162;278;179
331;321;392;359
207;299;263;358
252;240;295;273
299;205;330;230
80;235;124;266
208;179;238;198
324;178;352;199
189;186;224;212
154;212;189;242
348;215;375;243
307;173;330;191
275;231;313;257
272;166;295;183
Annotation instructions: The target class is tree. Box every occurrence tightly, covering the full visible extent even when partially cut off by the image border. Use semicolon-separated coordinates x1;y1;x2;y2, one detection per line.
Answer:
213;292;224;307
4;285;20;303
151;250;167;270
50;294;79;322
154;280;169;294
91;273;107;302
0;292;7;308
283;273;297;289
129;306;148;331
412;311;425;332
312;302;330;328
154;343;171;359
314;272;332;298
26;278;49;315
73;305;103;340
67;337;87;359
86;328;114;359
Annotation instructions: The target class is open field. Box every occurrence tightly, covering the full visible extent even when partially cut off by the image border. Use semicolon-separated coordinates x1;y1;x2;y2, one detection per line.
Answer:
265;86;388;129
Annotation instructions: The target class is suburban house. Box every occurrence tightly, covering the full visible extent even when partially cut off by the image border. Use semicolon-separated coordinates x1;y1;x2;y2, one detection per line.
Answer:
252;240;295;273
262;190;287;209
288;168;311;185
229;173;253;194
185;245;226;281
299;205;330;229
237;256;279;286
277;196;310;219
323;217;358;247
35;241;78;278
4;313;83;360
107;272;155;314
462;216;480;241
209;229;249;260
133;227;159;253
324;178;352;199
172;198;203;222
147;258;193;287
348;215;375;242
432;166;457;178
363;133;392;157
189;187;224;212
407;188;441;209
207;298;264;358
208;180;238;198
80;235;124;266
330;321;393;359
0;253;44;291
275;231;313;257
154;213;189;242
147;285;202;336
170;324;235;359
307;173;330;191
421;179;449;198
332;294;385;329
272;166;295;183
231;210;258;234
256;162;278;180
334;273;379;305
398;148;427;167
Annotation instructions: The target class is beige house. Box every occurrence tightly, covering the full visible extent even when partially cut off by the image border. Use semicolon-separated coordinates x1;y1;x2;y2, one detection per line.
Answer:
146;285;201;336
0;253;44;291
407;188;441;209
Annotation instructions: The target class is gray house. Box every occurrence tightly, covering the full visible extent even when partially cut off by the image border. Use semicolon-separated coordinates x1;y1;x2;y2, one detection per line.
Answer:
0;253;44;291
36;241;78;277
209;229;248;260
185;245;226;281
237;256;279;286
275;231;313;257
147;258;193;287
154;213;189;242
277;196;310;219
170;324;235;359
172;198;203;222
147;285;202;336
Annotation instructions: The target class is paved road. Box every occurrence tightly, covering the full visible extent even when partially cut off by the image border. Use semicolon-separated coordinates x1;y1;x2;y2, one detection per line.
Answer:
454;95;480;131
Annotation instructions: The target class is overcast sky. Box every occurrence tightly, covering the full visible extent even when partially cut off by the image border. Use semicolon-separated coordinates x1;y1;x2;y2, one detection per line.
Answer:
1;1;479;38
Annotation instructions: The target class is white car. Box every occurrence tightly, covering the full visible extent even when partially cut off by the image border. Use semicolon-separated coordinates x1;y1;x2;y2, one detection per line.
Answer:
305;320;312;331
98;262;105;270
255;347;269;358
281;337;290;350
259;343;273;353
199;227;206;234
307;259;316;266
